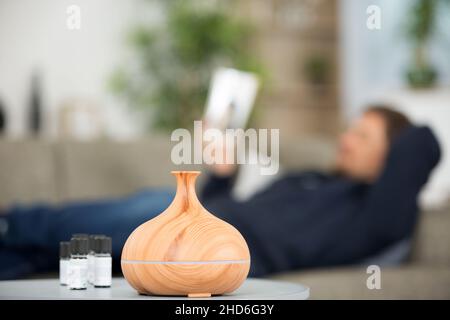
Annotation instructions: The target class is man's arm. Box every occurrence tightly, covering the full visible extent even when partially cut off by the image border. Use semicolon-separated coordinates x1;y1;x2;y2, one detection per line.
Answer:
200;139;238;201
361;126;441;244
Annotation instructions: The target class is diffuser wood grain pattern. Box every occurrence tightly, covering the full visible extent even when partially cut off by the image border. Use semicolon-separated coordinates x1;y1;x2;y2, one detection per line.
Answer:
121;171;250;296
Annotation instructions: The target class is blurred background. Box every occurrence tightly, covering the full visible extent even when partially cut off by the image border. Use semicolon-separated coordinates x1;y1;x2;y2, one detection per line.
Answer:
0;0;449;299
1;0;450;204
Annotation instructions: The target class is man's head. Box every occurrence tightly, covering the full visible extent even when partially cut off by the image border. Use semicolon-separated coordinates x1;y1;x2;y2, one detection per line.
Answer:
336;105;411;183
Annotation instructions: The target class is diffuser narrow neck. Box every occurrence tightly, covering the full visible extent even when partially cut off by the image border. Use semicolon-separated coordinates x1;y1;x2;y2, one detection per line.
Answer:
172;171;202;212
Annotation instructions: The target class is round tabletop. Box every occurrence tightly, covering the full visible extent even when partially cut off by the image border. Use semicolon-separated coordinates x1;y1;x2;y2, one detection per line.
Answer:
0;277;309;300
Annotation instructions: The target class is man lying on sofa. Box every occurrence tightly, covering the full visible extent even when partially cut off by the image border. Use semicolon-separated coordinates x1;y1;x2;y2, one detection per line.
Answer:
0;105;441;279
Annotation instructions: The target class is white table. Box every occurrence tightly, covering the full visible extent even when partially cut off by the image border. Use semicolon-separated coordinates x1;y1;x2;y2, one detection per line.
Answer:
0;278;309;300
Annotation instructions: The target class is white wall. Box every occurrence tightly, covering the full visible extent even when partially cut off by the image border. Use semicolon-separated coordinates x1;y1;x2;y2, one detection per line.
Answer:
0;0;160;139
339;0;450;119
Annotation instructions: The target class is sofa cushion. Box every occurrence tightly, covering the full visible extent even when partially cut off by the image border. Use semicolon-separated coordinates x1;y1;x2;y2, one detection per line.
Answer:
409;207;450;267
56;137;177;202
0;139;58;206
271;265;450;299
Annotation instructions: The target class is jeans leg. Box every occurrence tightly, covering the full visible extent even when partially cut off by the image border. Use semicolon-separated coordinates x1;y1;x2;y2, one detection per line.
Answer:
3;188;175;258
0;247;55;280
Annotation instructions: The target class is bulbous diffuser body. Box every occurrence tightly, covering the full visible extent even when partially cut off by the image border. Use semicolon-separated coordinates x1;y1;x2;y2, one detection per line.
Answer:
121;171;250;297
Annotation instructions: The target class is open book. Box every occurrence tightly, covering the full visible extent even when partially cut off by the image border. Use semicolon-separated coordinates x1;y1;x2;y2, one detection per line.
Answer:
204;67;259;129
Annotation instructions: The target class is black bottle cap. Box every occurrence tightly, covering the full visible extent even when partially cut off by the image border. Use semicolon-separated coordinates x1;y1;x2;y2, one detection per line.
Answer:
93;235;105;253
89;234;105;252
59;241;70;259
95;236;112;254
72;233;89;239
70;237;89;255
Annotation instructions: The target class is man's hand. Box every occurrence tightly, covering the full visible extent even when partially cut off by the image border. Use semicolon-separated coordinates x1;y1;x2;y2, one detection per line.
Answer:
202;119;237;177
211;161;237;177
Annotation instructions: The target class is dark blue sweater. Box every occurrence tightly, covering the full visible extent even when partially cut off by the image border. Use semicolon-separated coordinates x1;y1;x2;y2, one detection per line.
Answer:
200;126;441;276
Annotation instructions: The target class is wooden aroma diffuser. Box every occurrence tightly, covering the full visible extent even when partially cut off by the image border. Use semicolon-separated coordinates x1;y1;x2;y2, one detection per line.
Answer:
121;171;250;297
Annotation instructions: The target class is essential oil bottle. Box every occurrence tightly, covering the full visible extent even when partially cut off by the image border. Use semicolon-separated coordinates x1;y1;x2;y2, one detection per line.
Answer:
59;241;70;286
94;236;112;288
68;237;89;290
88;234;104;284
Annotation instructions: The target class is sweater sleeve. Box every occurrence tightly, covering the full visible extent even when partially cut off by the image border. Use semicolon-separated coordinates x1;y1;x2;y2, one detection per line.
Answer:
361;126;441;244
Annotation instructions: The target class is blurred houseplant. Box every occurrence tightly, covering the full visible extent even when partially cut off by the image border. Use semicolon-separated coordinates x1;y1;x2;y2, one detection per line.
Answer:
110;0;263;132
405;0;449;88
303;54;330;86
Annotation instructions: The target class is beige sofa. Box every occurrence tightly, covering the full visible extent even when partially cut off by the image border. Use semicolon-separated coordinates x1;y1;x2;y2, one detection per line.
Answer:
1;137;449;299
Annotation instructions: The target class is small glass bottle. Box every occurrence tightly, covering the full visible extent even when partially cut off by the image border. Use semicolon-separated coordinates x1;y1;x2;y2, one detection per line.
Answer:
59;241;70;286
94;236;112;288
68;237;89;290
88;234;103;285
